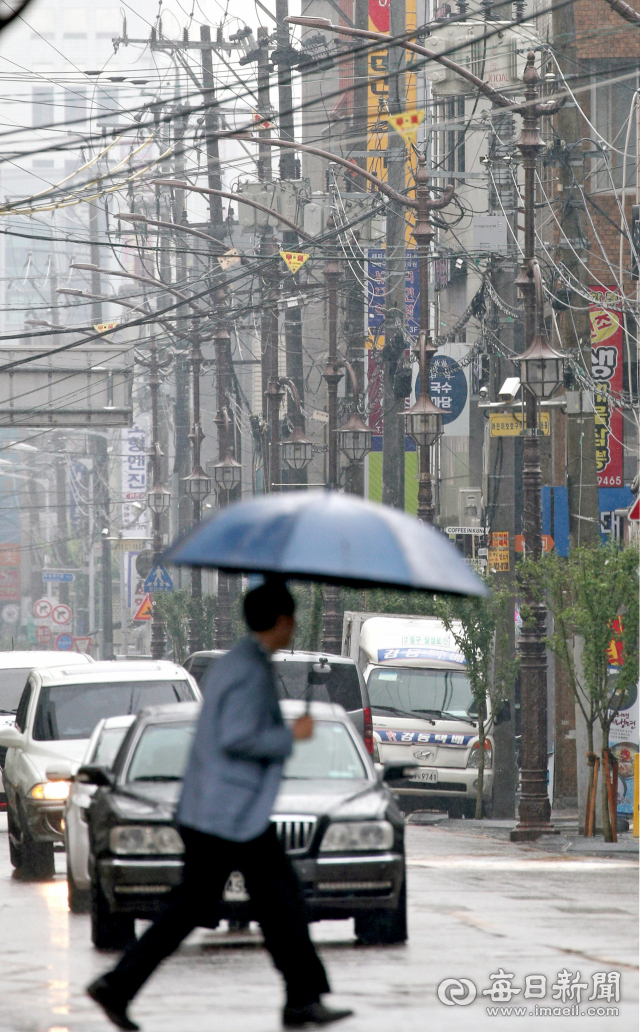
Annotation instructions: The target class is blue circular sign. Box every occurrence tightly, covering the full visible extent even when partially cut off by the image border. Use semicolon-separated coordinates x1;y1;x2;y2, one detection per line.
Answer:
416;355;467;426
55;633;74;651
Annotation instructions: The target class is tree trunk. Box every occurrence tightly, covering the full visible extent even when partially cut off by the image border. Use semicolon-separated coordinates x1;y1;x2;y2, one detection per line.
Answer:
601;744;616;843
475;714;485;819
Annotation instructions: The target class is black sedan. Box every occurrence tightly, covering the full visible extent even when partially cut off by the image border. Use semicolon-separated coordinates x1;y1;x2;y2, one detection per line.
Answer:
80;700;411;950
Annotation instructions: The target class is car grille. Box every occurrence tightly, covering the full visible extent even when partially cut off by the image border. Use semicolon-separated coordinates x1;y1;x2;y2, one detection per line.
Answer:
271;815;317;853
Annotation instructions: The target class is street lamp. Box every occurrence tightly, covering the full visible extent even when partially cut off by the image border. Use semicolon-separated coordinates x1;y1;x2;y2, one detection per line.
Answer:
282;426;314;471
184;465;212;503
213;452;242;493
336;412;372;464
147;482;171;515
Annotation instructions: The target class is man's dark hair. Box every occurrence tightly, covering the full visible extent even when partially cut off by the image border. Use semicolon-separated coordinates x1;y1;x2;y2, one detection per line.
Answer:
243;579;295;632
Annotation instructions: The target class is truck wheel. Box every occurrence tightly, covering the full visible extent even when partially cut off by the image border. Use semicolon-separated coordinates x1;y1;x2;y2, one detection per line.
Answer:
91;879;135;950
68;864;91;914
355;877;407;946
8;807;54;879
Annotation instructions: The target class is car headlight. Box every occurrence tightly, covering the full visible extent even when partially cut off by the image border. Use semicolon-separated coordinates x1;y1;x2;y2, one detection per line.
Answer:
29;781;70;801
319;820;394;853
109;825;185;855
466;741;493;769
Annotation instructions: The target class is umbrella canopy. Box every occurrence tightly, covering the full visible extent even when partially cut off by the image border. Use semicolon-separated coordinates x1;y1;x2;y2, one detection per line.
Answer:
165;491;486;597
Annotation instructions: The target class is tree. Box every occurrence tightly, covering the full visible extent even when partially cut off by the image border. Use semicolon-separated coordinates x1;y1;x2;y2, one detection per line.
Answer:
523;543;638;841
152;591;217;664
432;575;516;818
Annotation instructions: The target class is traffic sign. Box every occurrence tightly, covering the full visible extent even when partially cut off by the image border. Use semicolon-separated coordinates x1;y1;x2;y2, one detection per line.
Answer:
51;603;72;625
35;626;52;645
55;633;74;651
33;598;52;620
143;564;173;594
133;594;153;621
1;603;19;624
515;534;555;553
629;496;640;521
447;526;487;537
135;550;154;580
42;571;75;583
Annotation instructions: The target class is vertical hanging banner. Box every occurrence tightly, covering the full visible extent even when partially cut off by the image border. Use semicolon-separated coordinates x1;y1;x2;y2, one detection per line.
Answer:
121;416;150;541
590;287;623;488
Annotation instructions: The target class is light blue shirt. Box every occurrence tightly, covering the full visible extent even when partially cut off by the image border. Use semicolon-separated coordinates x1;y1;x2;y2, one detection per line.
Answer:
177;635;293;842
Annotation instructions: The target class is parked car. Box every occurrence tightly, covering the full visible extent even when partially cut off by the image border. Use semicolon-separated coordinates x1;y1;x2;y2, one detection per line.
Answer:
65;714;136;913
82;699;411;950
184;650;373;754
0;660;200;879
0;650;94;804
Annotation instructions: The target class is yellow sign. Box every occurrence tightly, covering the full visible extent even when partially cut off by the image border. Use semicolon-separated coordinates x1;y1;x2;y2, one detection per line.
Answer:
487;532;510;572
489;412;550;437
388;109;425;146
94;320;118;334
133;594;153;621
280;251;309;274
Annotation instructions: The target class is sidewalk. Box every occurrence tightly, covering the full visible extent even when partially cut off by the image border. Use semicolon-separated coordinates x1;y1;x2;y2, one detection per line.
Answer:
406;812;639;858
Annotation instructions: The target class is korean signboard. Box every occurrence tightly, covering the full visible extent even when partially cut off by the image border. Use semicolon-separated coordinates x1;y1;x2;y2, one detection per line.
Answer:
590;287;623;488
121;416;150;541
490;412;550;436
488;531;510;572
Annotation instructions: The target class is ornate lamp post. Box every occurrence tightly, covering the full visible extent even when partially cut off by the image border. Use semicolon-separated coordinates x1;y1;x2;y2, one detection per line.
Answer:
405;332;444;523
281;377;314;475
213;451;242;495
336;361;372;493
147;481;171;659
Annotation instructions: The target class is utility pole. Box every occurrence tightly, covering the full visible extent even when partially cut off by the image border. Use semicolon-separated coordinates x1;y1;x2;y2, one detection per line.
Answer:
321;224;343;654
275;0;306;488
94;432;114;660
382;0;407;510
551;2;599;547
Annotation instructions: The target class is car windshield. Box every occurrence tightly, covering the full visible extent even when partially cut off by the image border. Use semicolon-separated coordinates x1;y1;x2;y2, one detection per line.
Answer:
283;721;367;780
127;723;195;782
92;727;131;769
273;660;362;711
0;669;32;714
33;681;195;741
367;667;475;720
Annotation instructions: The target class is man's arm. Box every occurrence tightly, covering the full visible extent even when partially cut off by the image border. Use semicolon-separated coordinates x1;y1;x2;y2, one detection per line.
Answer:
218;672;293;762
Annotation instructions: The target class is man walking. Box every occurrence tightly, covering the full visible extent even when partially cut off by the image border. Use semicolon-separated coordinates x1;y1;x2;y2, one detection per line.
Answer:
88;580;352;1031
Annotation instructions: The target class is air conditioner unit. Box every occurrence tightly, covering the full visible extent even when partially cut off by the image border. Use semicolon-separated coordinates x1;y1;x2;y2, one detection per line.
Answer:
458;488;483;525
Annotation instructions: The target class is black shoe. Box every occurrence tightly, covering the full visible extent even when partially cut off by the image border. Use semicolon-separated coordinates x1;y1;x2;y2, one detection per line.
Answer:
283;1002;354;1028
87;977;140;1032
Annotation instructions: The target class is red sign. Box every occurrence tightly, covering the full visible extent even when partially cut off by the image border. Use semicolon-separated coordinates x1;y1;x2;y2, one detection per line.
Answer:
133;594;153;621
369;0;389;32
35;626;52;645
515;534;555;553
0;544;19;566
590;287;624;488
629;496;640;521
0;568;19;601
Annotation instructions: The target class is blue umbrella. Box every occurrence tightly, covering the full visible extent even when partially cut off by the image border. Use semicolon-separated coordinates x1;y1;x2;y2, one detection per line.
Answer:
165;491;486;597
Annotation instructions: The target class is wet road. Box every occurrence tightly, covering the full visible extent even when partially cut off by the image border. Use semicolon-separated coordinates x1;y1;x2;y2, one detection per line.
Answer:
0;813;637;1032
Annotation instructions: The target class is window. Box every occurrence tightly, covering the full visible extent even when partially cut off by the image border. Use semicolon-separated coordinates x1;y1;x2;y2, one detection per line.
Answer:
32;680;195;741
32;87;54;128
592;67;638;191
367;666;475;719
0;670;32;715
272;659;363;712
283;722;367;780
433;97;465;175
127;723;195;782
64;89;86;126
14;682;32;733
95;8;116;39
92;727;131;769
62;8;86;38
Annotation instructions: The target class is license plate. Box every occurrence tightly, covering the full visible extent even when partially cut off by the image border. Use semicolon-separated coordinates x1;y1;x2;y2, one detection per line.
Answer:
409;769;438;784
223;871;249;902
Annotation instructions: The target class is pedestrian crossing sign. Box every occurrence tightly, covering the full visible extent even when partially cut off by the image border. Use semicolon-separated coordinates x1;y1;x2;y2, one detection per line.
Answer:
143;563;174;593
387;109;425;146
280;251;309;274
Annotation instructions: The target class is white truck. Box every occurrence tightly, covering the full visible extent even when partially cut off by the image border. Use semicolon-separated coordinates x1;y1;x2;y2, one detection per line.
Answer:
342;612;501;817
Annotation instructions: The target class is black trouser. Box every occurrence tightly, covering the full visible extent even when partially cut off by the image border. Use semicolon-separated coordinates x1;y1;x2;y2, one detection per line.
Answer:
103;824;330;1008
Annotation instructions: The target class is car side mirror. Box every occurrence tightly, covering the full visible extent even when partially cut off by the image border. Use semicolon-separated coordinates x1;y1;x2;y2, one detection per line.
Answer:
0;725;23;750
382;760;419;783
494;700;511;726
46;760;76;782
75;765;114;787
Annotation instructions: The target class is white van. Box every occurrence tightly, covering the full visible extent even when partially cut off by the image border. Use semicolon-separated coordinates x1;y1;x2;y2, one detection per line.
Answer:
343;613;499;818
0;660;200;878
